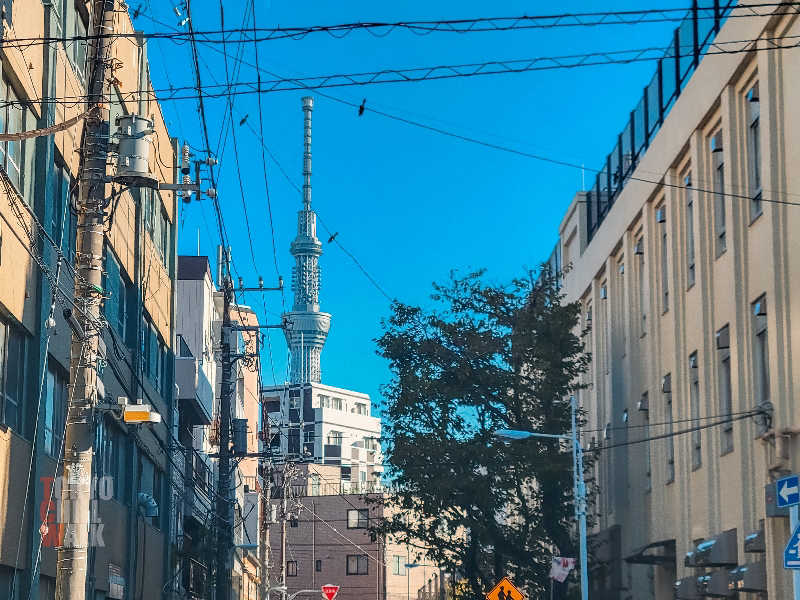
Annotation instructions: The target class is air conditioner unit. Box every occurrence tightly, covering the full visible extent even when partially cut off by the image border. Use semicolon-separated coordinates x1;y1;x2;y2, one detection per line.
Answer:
693;529;738;567
697;571;734;597
637;396;649;412
674;576;701;599
729;560;767;593
744;529;765;553
685;550;701;568
656;207;666;223
716;327;730;350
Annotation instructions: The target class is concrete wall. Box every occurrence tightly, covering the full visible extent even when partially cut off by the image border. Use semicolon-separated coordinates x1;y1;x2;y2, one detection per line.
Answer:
0;1;176;598
553;5;800;599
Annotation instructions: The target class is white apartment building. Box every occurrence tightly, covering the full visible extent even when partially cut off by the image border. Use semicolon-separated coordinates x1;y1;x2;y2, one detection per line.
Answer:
261;382;384;492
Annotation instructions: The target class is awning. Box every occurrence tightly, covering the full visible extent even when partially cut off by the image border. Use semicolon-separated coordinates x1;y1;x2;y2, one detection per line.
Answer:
625;539;676;565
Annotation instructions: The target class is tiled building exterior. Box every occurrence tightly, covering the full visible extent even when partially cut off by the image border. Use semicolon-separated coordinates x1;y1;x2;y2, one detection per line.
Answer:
550;2;800;598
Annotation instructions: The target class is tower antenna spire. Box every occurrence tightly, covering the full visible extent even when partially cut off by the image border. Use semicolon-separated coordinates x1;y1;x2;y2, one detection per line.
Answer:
283;97;331;384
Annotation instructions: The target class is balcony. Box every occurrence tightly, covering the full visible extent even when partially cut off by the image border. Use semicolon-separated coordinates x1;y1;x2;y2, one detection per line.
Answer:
176;356;213;425
184;446;214;522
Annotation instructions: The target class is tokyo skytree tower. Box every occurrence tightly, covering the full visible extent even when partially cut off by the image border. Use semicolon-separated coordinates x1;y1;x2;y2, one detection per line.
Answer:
283;97;331;383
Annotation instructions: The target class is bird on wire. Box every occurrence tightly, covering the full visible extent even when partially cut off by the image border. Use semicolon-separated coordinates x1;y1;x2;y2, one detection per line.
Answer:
358;99;366;116
327;232;339;244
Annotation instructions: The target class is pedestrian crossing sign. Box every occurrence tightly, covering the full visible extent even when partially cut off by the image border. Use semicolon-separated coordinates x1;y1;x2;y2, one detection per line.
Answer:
486;577;525;600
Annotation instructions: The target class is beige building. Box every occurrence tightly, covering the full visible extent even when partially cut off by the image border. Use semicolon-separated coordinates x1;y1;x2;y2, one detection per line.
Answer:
0;1;179;599
548;2;800;598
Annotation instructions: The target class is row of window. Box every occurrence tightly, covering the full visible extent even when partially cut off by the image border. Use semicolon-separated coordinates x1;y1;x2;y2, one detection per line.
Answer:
317;394;369;415
286;555;370;577
603;294;769;490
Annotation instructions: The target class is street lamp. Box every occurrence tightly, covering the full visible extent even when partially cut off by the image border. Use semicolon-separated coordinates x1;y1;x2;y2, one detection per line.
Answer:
493;396;589;600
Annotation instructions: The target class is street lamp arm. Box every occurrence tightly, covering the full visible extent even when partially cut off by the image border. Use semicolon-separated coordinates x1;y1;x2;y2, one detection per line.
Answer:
493;428;571;442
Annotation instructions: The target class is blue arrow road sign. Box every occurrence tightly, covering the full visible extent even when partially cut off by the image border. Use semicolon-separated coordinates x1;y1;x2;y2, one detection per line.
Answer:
777;475;800;508
786;524;800;569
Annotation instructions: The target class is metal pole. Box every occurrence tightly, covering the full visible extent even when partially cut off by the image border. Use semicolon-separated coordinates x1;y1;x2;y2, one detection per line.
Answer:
55;2;114;599
259;459;271;600
216;279;234;600
791;505;800;599
407;546;410;600
281;471;289;600
571;396;589;600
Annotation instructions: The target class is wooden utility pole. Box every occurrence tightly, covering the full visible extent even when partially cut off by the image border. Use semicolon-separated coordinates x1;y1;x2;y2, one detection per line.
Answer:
55;1;114;599
259;421;271;599
216;276;234;600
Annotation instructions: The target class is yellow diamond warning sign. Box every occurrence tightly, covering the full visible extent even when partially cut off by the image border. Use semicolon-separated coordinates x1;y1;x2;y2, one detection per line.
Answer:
486;577;525;600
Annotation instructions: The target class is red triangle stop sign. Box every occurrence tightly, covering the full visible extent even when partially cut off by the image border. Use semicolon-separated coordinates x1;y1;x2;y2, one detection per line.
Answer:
321;585;340;600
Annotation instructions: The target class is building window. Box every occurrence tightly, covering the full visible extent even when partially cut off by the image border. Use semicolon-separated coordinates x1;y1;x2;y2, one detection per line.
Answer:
53;156;77;261
347;509;369;529
658;204;669;313
747;82;761;219
346;555;369;575
287;561;297;577
315;560;322;573
0;317;27;435
392;556;407;576
104;248;130;342
44;361;68;457
752;295;769;407
354;402;368;415
690;352;701;470
684;173;695;288
0;81;26;192
327;431;343;446
642;392;651;491
97;417;127;502
70;4;88;79
710;131;726;256
635;236;646;334
663;374;674;483
290;517;298;528
717;325;733;455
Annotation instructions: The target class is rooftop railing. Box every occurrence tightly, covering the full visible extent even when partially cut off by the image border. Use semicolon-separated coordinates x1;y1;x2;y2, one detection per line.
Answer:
586;0;735;242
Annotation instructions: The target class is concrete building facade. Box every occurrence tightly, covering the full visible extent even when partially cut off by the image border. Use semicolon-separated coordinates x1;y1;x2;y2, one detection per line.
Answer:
0;1;179;599
176;254;265;599
549;2;800;598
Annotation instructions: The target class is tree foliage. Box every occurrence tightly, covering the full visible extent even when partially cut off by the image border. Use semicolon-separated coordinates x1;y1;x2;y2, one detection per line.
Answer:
375;269;591;599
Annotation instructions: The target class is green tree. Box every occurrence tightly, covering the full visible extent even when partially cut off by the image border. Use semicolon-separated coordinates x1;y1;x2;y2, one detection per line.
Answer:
375;269;591;599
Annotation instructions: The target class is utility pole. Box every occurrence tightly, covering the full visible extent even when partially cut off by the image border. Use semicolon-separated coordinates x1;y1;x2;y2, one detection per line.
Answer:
280;469;289;600
55;1;114;599
259;417;272;600
215;276;235;600
216;268;284;600
277;462;298;600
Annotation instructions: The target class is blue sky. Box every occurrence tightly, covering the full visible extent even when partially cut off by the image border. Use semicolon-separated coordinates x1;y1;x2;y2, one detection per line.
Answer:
134;0;689;413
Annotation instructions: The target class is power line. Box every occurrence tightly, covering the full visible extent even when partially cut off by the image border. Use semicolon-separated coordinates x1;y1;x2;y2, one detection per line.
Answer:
12;2;800;47
591;409;765;451
9;31;800;106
